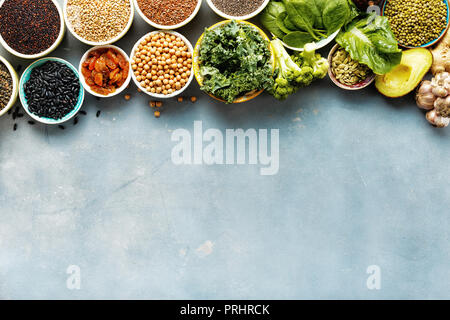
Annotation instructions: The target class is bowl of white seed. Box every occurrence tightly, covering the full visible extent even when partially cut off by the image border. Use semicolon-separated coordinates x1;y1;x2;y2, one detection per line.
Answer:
64;0;134;46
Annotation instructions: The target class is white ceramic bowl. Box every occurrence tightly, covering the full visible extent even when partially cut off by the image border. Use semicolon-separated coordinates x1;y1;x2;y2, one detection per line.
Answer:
0;56;19;117
79;45;132;98
64;0;134;46
206;0;270;20
134;0;202;30
130;31;194;99
0;0;65;59
19;57;85;125
278;29;340;52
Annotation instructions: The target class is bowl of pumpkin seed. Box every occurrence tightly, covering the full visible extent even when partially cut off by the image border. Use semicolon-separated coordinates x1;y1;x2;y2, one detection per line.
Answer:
327;44;375;90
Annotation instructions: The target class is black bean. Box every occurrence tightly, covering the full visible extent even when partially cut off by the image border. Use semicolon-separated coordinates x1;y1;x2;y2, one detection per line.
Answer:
96;110;101;118
58;125;65;130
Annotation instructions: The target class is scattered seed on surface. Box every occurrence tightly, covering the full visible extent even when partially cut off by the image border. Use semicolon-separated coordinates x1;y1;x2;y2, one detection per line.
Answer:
96;110;101;117
58;125;65;130
80;110;87;116
154;110;160;118
13;123;17;131
190;96;197;103
28;120;35;125
124;94;131;100
177;97;183;102
73;117;78;125
155;101;162;108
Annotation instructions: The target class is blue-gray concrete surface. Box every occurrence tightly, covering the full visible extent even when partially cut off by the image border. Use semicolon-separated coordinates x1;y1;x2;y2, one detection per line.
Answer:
1;1;449;299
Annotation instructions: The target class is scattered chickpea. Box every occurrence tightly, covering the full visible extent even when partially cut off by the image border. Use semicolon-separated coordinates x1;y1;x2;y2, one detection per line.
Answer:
154;110;161;118
150;101;156;108
190;96;197;103
124;94;131;101
155;101;163;108
177;97;183;103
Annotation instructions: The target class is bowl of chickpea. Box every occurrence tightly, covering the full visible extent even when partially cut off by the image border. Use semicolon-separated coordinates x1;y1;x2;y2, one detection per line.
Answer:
130;31;194;98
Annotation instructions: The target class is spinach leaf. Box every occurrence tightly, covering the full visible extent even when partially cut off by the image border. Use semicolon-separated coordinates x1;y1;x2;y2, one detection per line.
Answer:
260;0;286;39
276;12;293;34
336;14;402;75
284;0;320;41
283;31;316;48
323;0;351;35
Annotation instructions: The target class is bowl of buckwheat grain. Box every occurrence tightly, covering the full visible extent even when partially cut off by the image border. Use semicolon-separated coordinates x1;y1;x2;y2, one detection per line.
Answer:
134;0;202;29
64;0;134;46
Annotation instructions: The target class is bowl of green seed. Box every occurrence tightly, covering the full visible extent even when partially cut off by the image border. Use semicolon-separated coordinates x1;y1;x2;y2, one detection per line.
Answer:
328;44;375;90
383;0;449;48
0;56;19;118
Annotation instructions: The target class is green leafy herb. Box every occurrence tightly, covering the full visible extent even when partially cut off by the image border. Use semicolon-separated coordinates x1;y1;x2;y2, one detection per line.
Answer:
260;0;360;48
336;13;402;75
199;21;274;104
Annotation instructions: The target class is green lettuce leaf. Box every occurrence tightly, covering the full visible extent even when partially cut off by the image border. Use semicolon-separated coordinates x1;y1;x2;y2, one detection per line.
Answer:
336;14;402;75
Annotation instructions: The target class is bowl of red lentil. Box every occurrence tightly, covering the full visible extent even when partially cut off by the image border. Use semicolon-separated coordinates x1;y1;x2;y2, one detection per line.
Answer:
0;0;65;59
130;31;194;98
0;55;19;118
206;0;270;20
134;0;202;30
64;0;134;46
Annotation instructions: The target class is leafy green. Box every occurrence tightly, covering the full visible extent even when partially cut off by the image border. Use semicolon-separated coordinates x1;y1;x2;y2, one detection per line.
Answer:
199;21;274;104
260;0;360;48
259;1;286;39
336;13;402;75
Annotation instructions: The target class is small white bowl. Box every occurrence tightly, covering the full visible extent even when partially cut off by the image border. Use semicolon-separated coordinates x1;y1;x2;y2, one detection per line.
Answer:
278;29;340;52
0;0;65;59
134;0;202;29
64;0;134;46
206;0;270;20
0;56;19;118
79;45;132;98
130;31;194;99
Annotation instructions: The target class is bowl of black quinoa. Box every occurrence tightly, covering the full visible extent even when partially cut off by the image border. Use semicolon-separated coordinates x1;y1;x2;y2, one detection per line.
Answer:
0;55;19;118
206;0;270;20
0;0;65;59
19;58;85;125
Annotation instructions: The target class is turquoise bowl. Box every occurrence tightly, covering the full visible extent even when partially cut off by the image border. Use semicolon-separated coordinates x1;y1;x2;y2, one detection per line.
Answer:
19;57;85;125
382;0;450;48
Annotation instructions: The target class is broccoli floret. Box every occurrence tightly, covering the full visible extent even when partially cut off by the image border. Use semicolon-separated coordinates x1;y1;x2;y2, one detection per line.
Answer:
301;43;329;79
269;40;329;100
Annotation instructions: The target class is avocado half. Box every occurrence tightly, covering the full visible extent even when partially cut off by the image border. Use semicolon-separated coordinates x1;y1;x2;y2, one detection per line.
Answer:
375;48;432;98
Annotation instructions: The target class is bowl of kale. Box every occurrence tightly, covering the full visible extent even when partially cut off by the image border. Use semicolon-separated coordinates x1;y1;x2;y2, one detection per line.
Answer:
193;20;275;104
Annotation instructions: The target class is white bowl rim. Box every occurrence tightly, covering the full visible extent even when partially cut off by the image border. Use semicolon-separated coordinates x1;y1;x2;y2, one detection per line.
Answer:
0;0;65;59
130;30;194;99
64;0;134;46
19;57;85;125
0;55;19;117
278;28;340;52
206;0;270;21
79;45;132;98
134;0;202;30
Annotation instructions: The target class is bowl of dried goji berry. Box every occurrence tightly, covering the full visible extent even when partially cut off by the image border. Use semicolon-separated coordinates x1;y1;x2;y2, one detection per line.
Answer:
79;45;131;98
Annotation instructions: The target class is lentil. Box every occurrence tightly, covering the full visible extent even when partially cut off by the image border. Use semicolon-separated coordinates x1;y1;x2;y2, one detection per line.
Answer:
384;0;448;47
24;61;81;120
132;32;192;95
0;61;13;111
137;0;197;26
0;0;60;55
331;47;372;86
124;94;131;100
212;0;265;17
81;47;130;95
66;0;131;43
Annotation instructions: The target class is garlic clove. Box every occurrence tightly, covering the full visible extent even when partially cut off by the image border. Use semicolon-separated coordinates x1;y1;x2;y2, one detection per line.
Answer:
426;109;450;128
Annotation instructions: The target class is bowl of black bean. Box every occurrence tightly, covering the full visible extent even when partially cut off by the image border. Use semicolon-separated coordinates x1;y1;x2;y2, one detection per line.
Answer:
19;58;85;125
